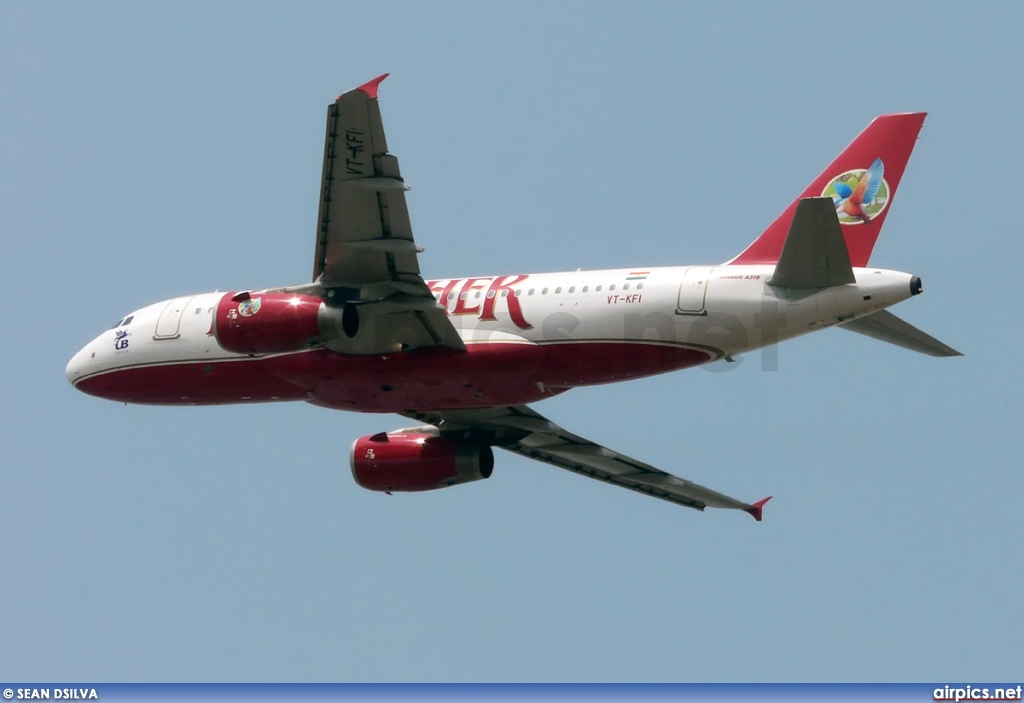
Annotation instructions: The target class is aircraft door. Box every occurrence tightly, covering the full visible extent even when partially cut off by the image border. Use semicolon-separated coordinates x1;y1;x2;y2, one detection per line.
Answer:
676;267;713;313
154;296;194;340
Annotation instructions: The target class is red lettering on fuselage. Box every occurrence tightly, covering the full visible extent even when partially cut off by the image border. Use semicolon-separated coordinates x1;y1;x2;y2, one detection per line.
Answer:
428;279;460;308
481;275;532;329
451;278;489;316
427;275;533;330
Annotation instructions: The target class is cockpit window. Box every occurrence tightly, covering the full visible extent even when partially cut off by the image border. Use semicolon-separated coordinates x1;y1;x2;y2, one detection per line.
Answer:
111;318;125;329
122;316;134;326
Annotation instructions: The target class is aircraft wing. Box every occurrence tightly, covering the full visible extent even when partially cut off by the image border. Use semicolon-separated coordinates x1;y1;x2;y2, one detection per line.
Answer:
403;405;771;520
309;74;464;353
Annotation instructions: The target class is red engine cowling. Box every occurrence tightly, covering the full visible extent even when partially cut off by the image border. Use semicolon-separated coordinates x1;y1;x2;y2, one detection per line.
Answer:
215;292;325;355
350;432;494;492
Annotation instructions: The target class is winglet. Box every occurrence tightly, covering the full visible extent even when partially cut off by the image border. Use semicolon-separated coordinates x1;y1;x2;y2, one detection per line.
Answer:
355;73;390;99
745;496;773;522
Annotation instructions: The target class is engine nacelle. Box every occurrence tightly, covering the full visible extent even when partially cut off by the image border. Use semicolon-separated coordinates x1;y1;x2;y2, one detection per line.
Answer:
215;292;326;355
350;432;494;492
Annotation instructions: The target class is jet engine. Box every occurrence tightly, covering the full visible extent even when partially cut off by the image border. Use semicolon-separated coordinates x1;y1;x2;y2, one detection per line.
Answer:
215;292;327;355
350;431;494;492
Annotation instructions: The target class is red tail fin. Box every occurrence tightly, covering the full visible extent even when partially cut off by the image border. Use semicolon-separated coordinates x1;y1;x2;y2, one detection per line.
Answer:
729;113;926;268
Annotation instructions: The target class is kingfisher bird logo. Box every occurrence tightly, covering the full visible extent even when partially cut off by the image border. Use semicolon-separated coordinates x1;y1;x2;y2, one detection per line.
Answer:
238;297;262;317
822;157;889;225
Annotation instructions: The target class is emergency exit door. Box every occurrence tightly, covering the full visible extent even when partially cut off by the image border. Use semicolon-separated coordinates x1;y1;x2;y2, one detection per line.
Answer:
154;296;194;339
676;267;713;313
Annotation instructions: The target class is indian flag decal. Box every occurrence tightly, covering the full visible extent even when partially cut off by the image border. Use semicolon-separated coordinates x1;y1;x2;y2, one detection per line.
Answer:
626;272;649;280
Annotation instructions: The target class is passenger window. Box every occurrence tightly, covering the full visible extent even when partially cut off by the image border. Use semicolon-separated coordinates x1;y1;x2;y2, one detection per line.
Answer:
529;289;535;295
501;290;508;297
610;284;616;291
637;283;644;290
195;308;202;314
568;286;575;293
486;290;495;299
542;288;548;295
555;287;562;294
623;283;630;290
582;286;588;292
596;285;602;292
513;290;521;297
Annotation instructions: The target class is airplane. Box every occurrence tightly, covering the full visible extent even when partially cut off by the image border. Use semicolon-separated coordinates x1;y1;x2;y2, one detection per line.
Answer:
65;74;960;521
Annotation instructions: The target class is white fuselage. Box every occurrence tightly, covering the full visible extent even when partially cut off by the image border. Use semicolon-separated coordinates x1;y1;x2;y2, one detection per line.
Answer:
66;264;917;412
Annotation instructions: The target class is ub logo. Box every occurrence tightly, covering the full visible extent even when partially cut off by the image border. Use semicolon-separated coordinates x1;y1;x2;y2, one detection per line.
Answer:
114;329;130;351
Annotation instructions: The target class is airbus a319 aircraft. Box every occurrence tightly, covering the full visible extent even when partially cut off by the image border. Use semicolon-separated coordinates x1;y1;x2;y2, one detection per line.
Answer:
66;75;959;521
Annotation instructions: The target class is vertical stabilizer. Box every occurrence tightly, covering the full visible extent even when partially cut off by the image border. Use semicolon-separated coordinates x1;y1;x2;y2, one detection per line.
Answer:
729;113;925;267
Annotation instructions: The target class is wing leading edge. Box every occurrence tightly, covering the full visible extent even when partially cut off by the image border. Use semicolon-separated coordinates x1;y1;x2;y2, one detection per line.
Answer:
403;406;771;520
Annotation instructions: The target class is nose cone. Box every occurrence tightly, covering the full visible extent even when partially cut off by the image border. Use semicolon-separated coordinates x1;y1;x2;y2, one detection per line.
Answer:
66;346;90;387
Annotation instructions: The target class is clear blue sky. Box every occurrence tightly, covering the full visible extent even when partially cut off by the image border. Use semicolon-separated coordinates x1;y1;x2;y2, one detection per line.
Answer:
3;1;1022;682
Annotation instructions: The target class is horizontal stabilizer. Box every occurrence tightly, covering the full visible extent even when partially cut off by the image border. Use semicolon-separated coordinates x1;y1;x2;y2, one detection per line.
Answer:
840;310;962;357
767;198;855;289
